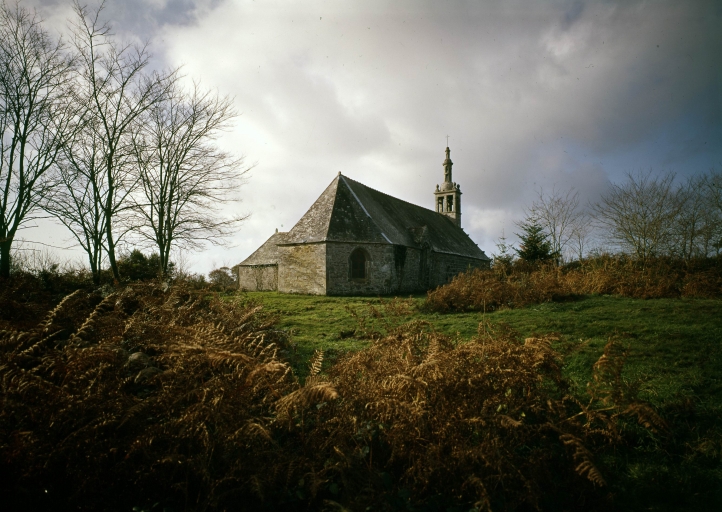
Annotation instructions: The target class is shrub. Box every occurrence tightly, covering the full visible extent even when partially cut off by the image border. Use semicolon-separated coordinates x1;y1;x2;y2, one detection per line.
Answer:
426;263;568;313
289;323;663;511
115;250;168;281
426;255;722;313
209;266;237;291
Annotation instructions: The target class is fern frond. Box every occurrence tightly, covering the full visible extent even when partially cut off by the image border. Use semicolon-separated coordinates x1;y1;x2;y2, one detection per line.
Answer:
237;421;273;443
499;414;523;428
69;294;117;344
244;362;288;386
39;289;83;334
276;383;340;417
304;374;325;388
623;402;668;433
560;433;606;486
381;374;428;398
206;349;253;370
308;349;324;377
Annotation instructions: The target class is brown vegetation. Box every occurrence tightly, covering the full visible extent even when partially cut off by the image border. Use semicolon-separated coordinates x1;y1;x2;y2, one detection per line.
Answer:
304;323;664;511
0;282;664;511
426;255;722;312
0;284;296;510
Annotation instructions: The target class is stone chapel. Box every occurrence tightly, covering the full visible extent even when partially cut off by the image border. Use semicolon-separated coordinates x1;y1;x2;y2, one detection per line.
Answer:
234;147;490;294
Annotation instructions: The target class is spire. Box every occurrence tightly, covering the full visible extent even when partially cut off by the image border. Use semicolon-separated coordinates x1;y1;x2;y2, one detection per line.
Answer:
443;147;453;183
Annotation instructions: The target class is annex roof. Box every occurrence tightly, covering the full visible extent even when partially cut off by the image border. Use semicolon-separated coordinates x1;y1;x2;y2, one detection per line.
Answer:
237;231;288;266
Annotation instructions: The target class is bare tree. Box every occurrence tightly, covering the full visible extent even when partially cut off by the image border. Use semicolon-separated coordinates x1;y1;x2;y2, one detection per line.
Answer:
670;174;719;260
45;120;107;283
131;81;248;276
704;167;722;255
569;212;593;262
70;1;175;281
0;2;76;277
592;170;681;261
527;187;585;264
707;167;722;210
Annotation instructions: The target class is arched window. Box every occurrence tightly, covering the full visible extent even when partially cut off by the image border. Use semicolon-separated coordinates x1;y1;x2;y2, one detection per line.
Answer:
349;248;367;280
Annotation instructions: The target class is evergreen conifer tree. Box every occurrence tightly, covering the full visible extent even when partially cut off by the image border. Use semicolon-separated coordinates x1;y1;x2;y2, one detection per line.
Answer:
514;220;556;263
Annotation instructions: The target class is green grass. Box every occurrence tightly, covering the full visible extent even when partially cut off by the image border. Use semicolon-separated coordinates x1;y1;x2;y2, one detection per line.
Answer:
233;292;484;378
234;293;382;372
234;292;722;405
492;297;722;405
231;291;722;510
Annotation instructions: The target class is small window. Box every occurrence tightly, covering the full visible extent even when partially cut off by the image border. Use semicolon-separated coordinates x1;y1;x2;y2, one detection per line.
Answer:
437;197;444;212
350;248;367;280
446;195;454;212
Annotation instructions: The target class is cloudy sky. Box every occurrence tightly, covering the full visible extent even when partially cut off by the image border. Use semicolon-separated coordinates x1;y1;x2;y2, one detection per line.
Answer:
23;0;722;274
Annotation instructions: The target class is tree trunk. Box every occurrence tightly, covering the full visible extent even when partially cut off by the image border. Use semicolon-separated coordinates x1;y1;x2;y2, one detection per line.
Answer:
0;239;11;278
106;223;120;282
105;187;120;282
88;255;100;285
161;239;171;278
104;156;120;282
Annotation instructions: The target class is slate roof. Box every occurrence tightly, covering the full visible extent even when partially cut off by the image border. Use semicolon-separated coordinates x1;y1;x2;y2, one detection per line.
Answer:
237;231;288;266
280;174;489;261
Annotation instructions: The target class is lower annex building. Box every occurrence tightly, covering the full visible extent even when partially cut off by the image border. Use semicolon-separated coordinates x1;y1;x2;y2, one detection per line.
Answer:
234;147;490;295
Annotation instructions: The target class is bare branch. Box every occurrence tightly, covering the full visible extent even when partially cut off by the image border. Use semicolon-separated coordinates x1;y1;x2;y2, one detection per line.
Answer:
591;170;681;262
0;2;77;277
527;186;586;264
67;1;176;280
130;80;250;276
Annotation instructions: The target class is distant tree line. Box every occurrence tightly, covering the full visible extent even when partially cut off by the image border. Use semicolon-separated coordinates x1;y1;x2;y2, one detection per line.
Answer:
0;1;248;283
505;168;722;266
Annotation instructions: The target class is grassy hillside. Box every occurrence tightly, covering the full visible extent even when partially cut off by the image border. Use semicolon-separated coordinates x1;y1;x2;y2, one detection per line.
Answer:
239;292;722;398
2;277;720;510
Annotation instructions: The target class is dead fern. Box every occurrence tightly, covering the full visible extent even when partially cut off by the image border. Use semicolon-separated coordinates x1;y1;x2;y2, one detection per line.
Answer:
0;283;298;512
426;256;722;313
276;383;340;420
560;434;607;486
309;349;324;377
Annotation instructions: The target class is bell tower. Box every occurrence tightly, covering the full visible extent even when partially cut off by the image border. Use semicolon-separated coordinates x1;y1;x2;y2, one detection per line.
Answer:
434;146;462;227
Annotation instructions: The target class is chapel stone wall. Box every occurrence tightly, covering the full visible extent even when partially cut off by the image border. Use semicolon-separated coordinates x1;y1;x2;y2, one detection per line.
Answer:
325;242;395;295
428;252;489;288
278;243;327;294
324;242;484;295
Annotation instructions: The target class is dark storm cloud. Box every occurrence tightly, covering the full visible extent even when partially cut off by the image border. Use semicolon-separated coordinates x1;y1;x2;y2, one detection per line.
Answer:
562;1;585;29
33;0;223;41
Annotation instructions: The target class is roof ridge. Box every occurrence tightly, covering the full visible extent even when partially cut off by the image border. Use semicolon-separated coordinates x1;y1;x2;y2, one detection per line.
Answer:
341;174;437;215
